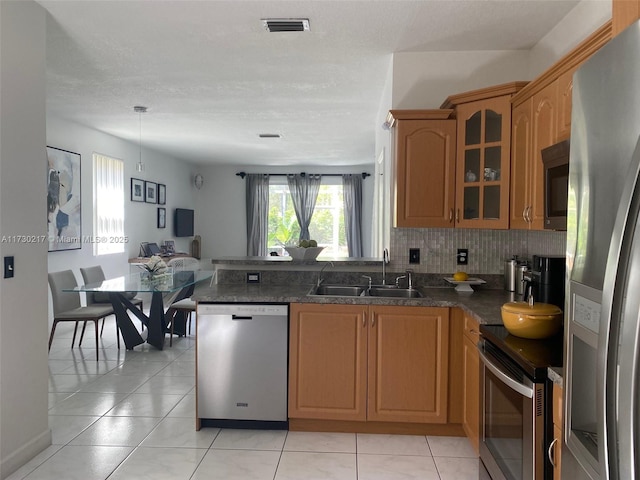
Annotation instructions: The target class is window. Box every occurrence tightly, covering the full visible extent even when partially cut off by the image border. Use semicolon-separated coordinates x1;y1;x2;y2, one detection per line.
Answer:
93;153;125;255
267;180;347;257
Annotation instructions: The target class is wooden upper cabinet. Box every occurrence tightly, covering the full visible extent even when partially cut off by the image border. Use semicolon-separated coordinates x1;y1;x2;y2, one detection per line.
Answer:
288;303;367;421
453;95;515;229
557;67;577;141
510;100;533;230
368;306;450;424
613;0;640;37
390;110;456;228
530;81;559;230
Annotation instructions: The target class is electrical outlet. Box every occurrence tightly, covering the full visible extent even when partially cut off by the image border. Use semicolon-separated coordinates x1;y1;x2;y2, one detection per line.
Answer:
409;248;420;264
457;249;468;265
246;272;260;283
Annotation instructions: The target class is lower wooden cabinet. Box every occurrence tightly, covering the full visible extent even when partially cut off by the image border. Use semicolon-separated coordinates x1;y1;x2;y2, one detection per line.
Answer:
462;313;480;453
552;383;563;480
288;303;450;424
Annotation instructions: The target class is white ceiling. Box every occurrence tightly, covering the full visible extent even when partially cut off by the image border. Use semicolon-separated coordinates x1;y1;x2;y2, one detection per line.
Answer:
39;0;579;167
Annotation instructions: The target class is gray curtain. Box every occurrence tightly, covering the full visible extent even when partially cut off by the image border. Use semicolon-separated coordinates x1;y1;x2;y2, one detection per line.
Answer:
343;174;363;257
246;174;270;256
287;173;322;241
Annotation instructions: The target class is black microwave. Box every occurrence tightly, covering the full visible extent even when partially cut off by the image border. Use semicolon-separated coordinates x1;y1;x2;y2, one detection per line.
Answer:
542;139;569;230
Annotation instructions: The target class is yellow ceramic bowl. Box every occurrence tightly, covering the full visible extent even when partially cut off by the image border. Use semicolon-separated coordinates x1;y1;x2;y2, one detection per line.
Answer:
501;301;563;339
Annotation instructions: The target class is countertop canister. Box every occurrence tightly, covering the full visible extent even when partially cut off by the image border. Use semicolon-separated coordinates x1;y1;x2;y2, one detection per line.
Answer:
504;257;518;291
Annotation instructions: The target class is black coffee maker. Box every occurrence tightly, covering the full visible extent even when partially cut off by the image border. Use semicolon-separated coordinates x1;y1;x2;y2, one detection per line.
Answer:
524;255;566;309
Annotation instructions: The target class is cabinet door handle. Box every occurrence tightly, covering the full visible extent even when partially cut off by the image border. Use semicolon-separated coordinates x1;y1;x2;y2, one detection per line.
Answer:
449;209;454;222
522;207;528;222
363;311;367;327
372;314;376;327
456;209;460;222
547;437;558;467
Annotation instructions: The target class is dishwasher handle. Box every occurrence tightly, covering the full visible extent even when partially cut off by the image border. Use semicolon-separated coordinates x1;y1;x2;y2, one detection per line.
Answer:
232;315;253;320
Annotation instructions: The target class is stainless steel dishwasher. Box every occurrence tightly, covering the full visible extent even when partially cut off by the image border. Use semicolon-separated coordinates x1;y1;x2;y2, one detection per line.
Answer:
196;303;288;429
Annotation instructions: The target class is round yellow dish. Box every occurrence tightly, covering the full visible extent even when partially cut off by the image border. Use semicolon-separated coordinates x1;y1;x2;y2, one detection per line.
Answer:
501;301;563;339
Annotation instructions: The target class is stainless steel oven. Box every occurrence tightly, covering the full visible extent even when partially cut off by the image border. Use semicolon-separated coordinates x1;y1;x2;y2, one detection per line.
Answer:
478;326;561;480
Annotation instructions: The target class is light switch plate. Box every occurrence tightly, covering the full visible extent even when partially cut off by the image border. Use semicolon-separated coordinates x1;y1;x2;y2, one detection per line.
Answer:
409;248;420;264
4;256;14;278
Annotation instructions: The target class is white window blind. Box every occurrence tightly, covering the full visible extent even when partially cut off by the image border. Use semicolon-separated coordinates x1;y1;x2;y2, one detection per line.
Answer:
93;153;125;255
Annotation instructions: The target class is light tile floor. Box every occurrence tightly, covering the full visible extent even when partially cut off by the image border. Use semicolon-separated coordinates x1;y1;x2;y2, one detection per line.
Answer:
9;317;479;480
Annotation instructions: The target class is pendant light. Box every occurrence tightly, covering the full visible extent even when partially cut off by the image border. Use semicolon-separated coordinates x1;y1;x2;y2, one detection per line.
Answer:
134;105;147;172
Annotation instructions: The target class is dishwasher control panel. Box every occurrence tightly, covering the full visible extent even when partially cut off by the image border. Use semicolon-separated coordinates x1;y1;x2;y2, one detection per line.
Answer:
197;303;288;316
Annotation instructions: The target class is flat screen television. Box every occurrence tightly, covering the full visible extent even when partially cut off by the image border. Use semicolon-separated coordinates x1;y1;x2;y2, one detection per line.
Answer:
174;208;194;237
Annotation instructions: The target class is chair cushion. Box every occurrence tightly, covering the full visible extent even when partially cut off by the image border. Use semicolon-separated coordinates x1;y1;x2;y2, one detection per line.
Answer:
55;304;114;320
171;298;196;311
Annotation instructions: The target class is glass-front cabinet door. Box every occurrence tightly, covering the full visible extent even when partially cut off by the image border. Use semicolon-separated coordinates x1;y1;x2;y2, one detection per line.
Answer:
454;94;514;229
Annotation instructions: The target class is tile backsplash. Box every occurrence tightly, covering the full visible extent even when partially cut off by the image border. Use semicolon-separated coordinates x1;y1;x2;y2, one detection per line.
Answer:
390;228;566;275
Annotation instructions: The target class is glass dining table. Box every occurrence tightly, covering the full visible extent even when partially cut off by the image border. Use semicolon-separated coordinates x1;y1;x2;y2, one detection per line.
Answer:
69;270;213;350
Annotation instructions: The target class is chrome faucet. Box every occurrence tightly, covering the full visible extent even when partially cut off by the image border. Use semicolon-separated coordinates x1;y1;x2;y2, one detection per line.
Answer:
395;269;414;289
317;261;335;287
382;248;389;285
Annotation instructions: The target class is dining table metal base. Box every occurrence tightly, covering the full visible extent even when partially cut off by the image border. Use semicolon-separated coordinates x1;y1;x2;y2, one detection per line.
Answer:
109;292;166;350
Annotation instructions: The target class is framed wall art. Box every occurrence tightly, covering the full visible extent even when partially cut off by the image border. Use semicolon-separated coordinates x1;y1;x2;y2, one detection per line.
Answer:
145;181;157;204
157;183;166;205
131;178;144;202
47;146;81;252
157;207;166;229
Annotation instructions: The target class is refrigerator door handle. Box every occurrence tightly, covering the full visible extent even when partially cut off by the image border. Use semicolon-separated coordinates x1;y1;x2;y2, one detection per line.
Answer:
599;137;640;480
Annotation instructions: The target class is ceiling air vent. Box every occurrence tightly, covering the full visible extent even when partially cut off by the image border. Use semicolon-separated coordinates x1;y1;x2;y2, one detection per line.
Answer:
258;133;282;139
261;18;310;32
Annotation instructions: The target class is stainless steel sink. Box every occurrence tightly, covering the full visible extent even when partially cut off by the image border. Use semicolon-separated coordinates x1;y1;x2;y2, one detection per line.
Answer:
309;285;366;296
366;287;423;298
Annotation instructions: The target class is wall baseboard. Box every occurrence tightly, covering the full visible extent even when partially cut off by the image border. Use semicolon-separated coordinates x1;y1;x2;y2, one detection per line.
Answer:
1;428;51;480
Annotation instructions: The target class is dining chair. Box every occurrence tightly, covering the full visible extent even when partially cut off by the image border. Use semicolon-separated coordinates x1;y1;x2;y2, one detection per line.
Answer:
48;269;114;361
165;257;200;345
79;265;144;349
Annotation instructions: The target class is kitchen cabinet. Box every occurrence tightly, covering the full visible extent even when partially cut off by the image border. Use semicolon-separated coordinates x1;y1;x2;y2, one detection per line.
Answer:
509;22;611;230
288;303;367;421
551;383;563;480
613;0;640;37
442;83;526;229
510;99;533;229
556;66;576;142
511;82;558;230
388;110;456;228
462;313;480;453
288;303;450;424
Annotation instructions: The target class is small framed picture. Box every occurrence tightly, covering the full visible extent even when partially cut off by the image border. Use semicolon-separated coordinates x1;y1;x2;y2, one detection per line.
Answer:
131;178;145;202
158;184;166;205
145;181;157;204
157;207;166;228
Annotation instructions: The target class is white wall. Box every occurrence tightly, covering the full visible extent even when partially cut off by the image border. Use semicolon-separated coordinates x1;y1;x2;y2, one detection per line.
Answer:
528;0;612;78
391;50;531;109
194;164;375;258
46;116;198;284
0;2;51;478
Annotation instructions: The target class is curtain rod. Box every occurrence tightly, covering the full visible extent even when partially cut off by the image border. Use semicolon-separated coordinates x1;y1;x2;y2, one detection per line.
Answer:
236;171;370;179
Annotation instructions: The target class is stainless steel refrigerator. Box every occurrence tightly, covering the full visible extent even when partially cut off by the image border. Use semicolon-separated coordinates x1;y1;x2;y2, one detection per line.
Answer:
564;19;640;480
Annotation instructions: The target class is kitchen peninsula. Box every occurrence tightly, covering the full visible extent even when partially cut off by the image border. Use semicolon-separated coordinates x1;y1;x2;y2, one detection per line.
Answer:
194;256;522;445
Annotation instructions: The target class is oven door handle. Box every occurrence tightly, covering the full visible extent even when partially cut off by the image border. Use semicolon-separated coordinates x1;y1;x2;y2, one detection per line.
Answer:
478;349;534;398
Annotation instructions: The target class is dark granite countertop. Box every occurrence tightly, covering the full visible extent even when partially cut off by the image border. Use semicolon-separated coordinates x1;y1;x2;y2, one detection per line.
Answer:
193;283;520;326
211;256;382;266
